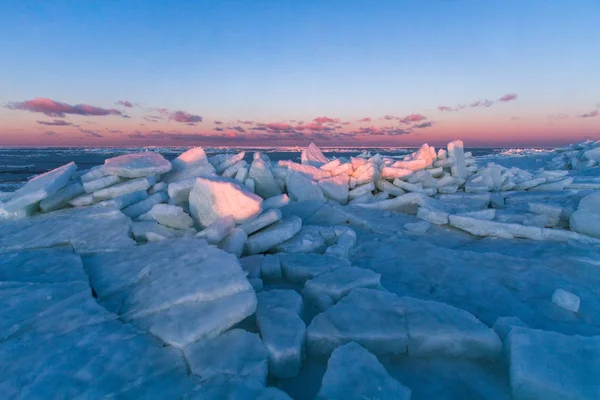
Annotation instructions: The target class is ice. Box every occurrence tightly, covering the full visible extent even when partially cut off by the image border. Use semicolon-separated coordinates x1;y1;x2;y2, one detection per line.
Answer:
261;254;284;283
348;192;373;205
257;289;304;315
235;165;250;182
578;191;600;212
68;192;96;207
93;175;156;201
219;227;248;257
457;209;496;220
285;172;326;202
320;159;340;171
402;296;502;358
306;288;409;358
148;181;167;194
245;178;256;193
146;204;194;229
404;220;432;233
552;288;580;313
528;177;573;192
393;178;426;193
447;140;467;179
183;328;268;384
492;316;528;341
0;206;135;253
316;342;412;400
2;162;77;213
248;159;282;199
449;215;543;240
256;290;306;378
244;216;302;255
274;225;328;254
302;267;382;305
375;179;406;196
93;189;148;210
353;162;379;185
324;226;357;258
239;209;282;235
506;327;600;400
167;178;196;205
162;146;215;183
186;376;291;399
354;192;438;214
301;142;328;167
279;161;332;180
381;166;413;180
122;191;168;219
0;247;88;284
131;221;194;242
222;160;248;178
239;254;264;278
262;193;290;210
39;182;85;212
216;151;246;174
279;253;351;284
329;162;353;177
79;165;109;182
189;176;263;227
318;174;349;204
348;181;375;200
104;152;172;178
196;216;236;244
82;174;123;193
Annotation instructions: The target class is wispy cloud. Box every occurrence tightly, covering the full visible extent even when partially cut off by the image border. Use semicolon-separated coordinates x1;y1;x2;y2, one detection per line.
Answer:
357;117;371;122
438;106;454;112
169;111;203;124
43;131;58;136
237;120;255;125
547;113;570;120
79;128;103;138
116;100;133;108
36;119;74;126
413;121;433;129
7;98;123;118
498;93;518;102
214;120;223;125
438;93;518;112
313;116;339;124
232;126;246;133
579;110;599;118
399;113;427;124
382;115;396;121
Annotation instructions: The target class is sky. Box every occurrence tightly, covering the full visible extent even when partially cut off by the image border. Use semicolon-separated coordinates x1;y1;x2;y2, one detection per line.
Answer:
1;0;599;148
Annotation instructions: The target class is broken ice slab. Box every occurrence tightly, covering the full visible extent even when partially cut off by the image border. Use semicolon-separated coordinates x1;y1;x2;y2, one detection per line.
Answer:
39;182;85;212
278;161;332;180
82;174;123;193
380;166;413;180
261;193;290;210
316;342;412;400
261;254;283;283
162;146;216;183
131;221;194;243
189;176;263;227
183;328;268;384
274;225;330;254
244;216;303;255
285;172;326;203
0;247;87;284
185;376;291;399
318;174;349;205
278;253;351;284
0;206;135;253
79;165;109;182
93;176;156;201
196;216;235;244
104;152;172;178
248;158;282;199
492;317;528;341
447;140;467;179
355;192;443;215
552;288;580;313
302;267;381;305
2;162;77;213
215;152;245;174
239;209;282;235
145;204;194;230
122;191;168;219
301;142;328;167
93;189;148;210
219;227;247;257
506;327;600;400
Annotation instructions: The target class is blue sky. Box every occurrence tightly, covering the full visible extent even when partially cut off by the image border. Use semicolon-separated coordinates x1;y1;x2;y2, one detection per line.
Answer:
1;0;599;146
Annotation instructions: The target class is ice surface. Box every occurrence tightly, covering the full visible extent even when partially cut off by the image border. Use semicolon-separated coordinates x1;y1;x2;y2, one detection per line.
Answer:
183;328;268;383
79;165;109;182
279;161;332;180
552;288;580;313
285;172;326;203
93;175;156;201
245;216;303;255
93;189;148;210
381;166;413;180
577;191;600;212
0;247;87;284
186;376;291;399
256;290;306;378
167;178;196;205
278;253;351;284
302;266;381;304
257;289;304;316
189;176;263;227
0;206;134;253
82;174;123;193
261;254;283;283
39;182;85;212
216;152;245;174
2;162;77;213
249;159;283;199
196;215;236;244
219;227;248;257
122;191;168;219
146;203;193;229
148;181;167;194
261;193;290;210
275;225;330;254
404;220;432;233
301;142;328;167
316;342;412;400
306;288;408;358
239;254;264;278
162;146;215;183
348;181;375;200
318;174;349;204
506;327;600;400
104;152;172;178
492;317;528;341
240;209;282;235
131;221;194;242
447;140;467;179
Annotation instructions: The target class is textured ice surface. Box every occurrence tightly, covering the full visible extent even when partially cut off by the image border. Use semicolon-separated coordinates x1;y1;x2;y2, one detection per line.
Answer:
131;221;194;242
79;165;109;182
493;316;528;341
249;159;282;199
196;215;236;244
183;328;268;383
162;146;215;183
278;253;351;284
261;254;283;283
94;189;148;210
2;162;77;212
240;209;282;235
262;193;290;210
318;174;349;204
186;376;291;399
189;176;263;227
285;171;326;202
0;206;134;253
104;152;172;178
93;175;156;201
219;227;248;257
506;327;600;400
273;225;331;254
317;342;412;400
257;289;304;316
245;216;303;255
301;142;328;167
39;182;85;212
82;174;123;193
122;191;168;219
302;267;381;304
146;204;193;229
552;288;580;313
256;290;306;378
0;247;88;284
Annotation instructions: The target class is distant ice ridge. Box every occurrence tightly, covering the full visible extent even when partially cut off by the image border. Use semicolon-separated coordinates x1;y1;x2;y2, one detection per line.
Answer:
1;139;600;398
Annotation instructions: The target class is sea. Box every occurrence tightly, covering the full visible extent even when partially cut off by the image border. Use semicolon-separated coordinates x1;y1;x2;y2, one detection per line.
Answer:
0;146;540;192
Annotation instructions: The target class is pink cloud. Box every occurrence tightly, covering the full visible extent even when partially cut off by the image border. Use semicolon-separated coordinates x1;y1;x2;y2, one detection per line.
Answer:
413;121;433;129
498;93;518;102
547;113;570;119
237;120;255;125
295;122;330;131
579;110;599;118
116;100;133;108
36;119;74;126
8;98;122;118
382;115;396;121
265;122;294;131
357;117;371;122
471;99;494;108
313;116;339;124
438;106;454;112
399;113;427;124
169;111;203;124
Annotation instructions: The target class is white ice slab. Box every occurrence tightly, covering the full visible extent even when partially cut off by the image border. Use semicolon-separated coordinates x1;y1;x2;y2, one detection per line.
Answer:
104;152;172;178
301;142;328;167
219;227;247;257
131;221;194;243
261;254;283;283
80;165;109;182
261;194;290;210
318;174;349;205
248;159;282;199
285;172;326;203
146;204;193;229
189;176;263;227
93;176;156;201
2;162;77;212
240;209;282;235
303;267;381;304
447;140;467;179
316;342;412;400
162;146;215;183
167;178;196;205
245;216;302;255
216;152;246;174
380;166;413;180
83;174;123;193
278;161;332;180
39;182;85;212
68;192;97;207
552;288;580;313
122;191;168;219
196;216;236;244
278;253;351;284
94;189;148;210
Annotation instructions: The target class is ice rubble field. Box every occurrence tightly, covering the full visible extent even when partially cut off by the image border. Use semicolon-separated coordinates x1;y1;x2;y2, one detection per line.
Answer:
1;140;600;399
